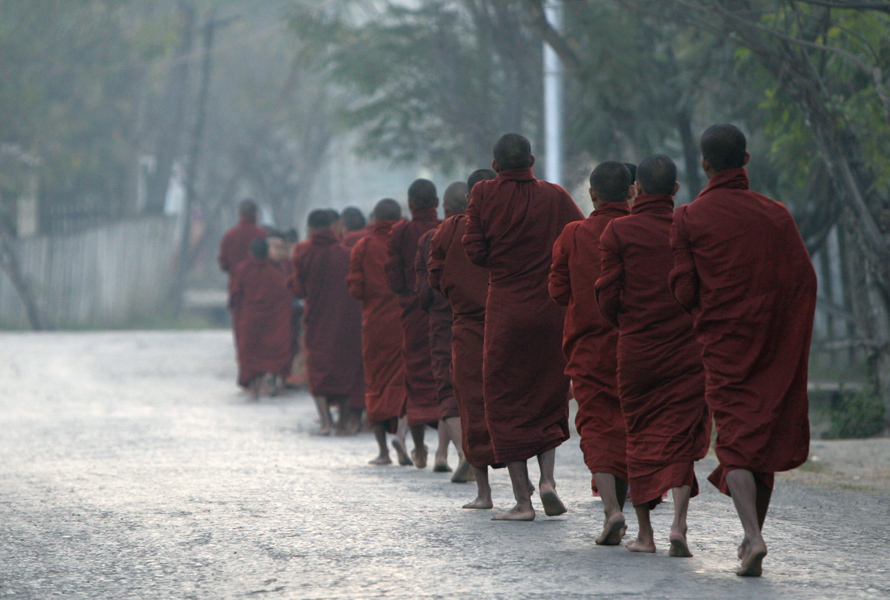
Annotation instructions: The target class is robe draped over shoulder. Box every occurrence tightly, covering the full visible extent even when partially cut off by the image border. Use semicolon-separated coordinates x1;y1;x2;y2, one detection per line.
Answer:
669;168;816;495
218;216;267;275
463;167;583;463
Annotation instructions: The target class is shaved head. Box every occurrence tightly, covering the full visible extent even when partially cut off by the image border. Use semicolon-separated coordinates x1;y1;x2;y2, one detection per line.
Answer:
341;206;366;232
624;163;637;183
493;133;532;170
307;209;333;231
701;124;747;172
373;198;401;222
467;168;497;191
408;178;438;209
589;161;632;203
250;236;269;259
238;199;258;218
443;181;469;214
637;154;678;195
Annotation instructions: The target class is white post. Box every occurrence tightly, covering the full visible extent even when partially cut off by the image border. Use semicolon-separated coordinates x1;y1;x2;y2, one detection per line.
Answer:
543;1;564;187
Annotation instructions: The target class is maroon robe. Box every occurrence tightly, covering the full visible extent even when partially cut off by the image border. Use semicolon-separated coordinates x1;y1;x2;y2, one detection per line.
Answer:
218;216;267;275
670;168;816;495
463;168;583;463
549;202;630;494
228;256;292;387
343;227;371;249
347;221;407;426
290;229;365;407
385;206;441;427
429;214;496;467
595;194;710;508
415;228;459;420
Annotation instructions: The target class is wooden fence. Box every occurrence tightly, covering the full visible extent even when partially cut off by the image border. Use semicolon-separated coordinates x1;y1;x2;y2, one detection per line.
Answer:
0;216;179;329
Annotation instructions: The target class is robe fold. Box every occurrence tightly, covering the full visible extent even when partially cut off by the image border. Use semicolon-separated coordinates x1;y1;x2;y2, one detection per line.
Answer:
343;227;371;249
596;194;710;508
218;216;267;275
430;214;496;467
549;201;630;493
669;168;816;495
347;220;407;426
463;167;583;463
416;228;459;420
385;206;442;427
290;228;365;407
228;257;292;387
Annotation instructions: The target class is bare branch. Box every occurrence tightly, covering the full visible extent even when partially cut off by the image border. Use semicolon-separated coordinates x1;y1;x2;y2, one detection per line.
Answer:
797;0;890;12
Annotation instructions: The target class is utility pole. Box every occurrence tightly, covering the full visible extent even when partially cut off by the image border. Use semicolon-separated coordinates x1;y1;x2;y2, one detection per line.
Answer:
543;0;564;187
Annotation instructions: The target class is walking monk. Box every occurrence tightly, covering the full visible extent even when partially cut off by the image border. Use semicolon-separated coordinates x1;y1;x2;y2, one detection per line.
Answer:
596;157;711;557
290;210;365;436
347;199;410;465
341;206;370;248
415;181;473;482
218;199;267;277
228;237;292;399
669;124;817;576
549;161;632;544
430;168;498;508
385;179;442;468
463;134;583;520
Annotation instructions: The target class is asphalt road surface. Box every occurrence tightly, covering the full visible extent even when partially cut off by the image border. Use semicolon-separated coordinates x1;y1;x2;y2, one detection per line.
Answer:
1;330;888;599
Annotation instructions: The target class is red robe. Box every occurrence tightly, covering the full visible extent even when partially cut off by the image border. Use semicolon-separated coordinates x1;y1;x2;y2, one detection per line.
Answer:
669;168;816;495
549;202;630;493
290;229;365;407
385;206;442;427
463;168;583;463
429;214;496;467
347;221;407;426
228;257;292;387
595;194;710;508
218;216;267;275
343;227;371;249
415;228;459;420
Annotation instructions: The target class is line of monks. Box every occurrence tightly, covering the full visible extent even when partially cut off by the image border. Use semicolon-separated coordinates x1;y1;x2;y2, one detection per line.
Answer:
219;124;817;578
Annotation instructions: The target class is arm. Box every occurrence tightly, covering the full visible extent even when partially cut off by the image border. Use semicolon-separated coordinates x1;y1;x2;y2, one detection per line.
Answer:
218;235;231;273
385;223;409;295
462;186;489;267
548;226;573;306
346;240;367;301
668;207;700;312
414;236;435;312
428;219;453;295
594;225;624;328
227;265;243;309
288;243;309;299
557;189;585;230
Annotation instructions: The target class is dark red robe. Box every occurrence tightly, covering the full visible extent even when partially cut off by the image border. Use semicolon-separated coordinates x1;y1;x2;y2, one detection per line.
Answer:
549;202;630;494
415;228;459;420
228;256;292;387
429;214;496;467
218;216;267;275
595;194;711;508
463;168;583;463
290;229;365;407
343;227;371;249
347;220;407;426
669;168;816;495
385;206;441;427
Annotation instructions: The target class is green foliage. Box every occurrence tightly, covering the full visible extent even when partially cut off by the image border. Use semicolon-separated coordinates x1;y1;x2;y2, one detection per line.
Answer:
825;385;886;439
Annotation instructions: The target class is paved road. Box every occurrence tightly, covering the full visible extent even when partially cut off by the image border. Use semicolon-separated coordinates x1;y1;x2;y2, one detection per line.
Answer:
1;330;888;599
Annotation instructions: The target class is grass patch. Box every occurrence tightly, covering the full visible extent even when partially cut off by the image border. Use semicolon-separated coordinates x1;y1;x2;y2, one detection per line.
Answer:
797;458;828;473
824;383;886;439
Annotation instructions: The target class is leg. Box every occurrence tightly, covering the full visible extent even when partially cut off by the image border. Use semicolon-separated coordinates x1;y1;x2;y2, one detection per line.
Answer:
492;460;535;521
537;448;567;516
726;469;768;576
626;504;656;553
433;422;452;472
444;417;473;483
669;485;693;557
248;377;260;401
592;473;627;545
311;395;333;435
391;417;413;467
462;466;493;509
368;423;392;465
409;425;427;469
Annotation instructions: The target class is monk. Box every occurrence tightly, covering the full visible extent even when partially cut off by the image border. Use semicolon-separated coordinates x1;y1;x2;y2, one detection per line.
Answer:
430;169;499;508
669;124;817;576
228;237;292;400
385;179;442;468
463;134;583;520
341;206;370;248
347;199;411;465
549;162;632;544
415;181;473;482
595;157;711;557
218;199;267;277
290;210;365;436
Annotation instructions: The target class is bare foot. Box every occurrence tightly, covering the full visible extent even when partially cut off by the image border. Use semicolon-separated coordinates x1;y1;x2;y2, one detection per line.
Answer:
737;538;768;577
737;538;748;560
492;503;535;521
539;483;567;517
248;379;260;402
626;538;657;553
391;439;413;466
412;445;428;469
311;427;333;436
668;529;693;558
595;512;626;545
433;460;452;473
450;458;474;483
462;496;493;509
368;455;392;466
